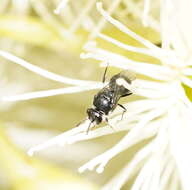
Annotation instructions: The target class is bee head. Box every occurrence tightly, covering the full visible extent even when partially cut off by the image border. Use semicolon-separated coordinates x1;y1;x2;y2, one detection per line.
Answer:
87;108;103;124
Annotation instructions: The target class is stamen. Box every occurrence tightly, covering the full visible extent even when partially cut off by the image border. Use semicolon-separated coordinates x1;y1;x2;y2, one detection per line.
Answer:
1;83;103;102
81;48;175;80
89;0;122;39
0;50;94;86
96;2;161;52
54;0;69;15
102;142;154;190
143;0;151;27
181;76;192;88
78;108;169;174
27;119;91;156
69;0;96;32
98;33;168;58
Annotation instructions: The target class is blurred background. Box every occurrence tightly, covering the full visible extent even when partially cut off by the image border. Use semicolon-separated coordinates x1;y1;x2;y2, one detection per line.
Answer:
0;0;160;189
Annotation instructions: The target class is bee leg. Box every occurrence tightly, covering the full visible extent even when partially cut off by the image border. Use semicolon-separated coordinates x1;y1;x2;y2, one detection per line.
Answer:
86;121;93;135
120;91;132;97
118;104;127;120
102;62;109;83
105;117;115;132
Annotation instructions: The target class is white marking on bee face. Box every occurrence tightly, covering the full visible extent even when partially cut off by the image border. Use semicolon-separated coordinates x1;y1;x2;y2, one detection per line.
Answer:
102;99;108;105
95;112;100;117
116;78;131;89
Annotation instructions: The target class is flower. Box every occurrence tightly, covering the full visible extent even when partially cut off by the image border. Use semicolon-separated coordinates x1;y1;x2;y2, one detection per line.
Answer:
1;1;192;190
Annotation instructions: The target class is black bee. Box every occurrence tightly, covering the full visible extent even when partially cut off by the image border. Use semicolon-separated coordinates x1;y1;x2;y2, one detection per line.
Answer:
80;66;135;133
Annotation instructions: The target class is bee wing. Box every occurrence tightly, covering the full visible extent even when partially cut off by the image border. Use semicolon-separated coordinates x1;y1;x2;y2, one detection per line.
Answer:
118;70;136;83
110;70;136;85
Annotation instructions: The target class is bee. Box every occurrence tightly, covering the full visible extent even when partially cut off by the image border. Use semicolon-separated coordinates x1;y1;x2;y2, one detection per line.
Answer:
79;66;136;134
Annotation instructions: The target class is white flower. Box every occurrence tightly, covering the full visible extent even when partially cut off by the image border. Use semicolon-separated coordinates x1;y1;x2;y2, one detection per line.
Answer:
1;1;192;190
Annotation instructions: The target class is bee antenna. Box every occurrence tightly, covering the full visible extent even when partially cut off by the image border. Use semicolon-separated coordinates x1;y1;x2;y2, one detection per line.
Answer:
102;62;109;83
75;119;87;127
